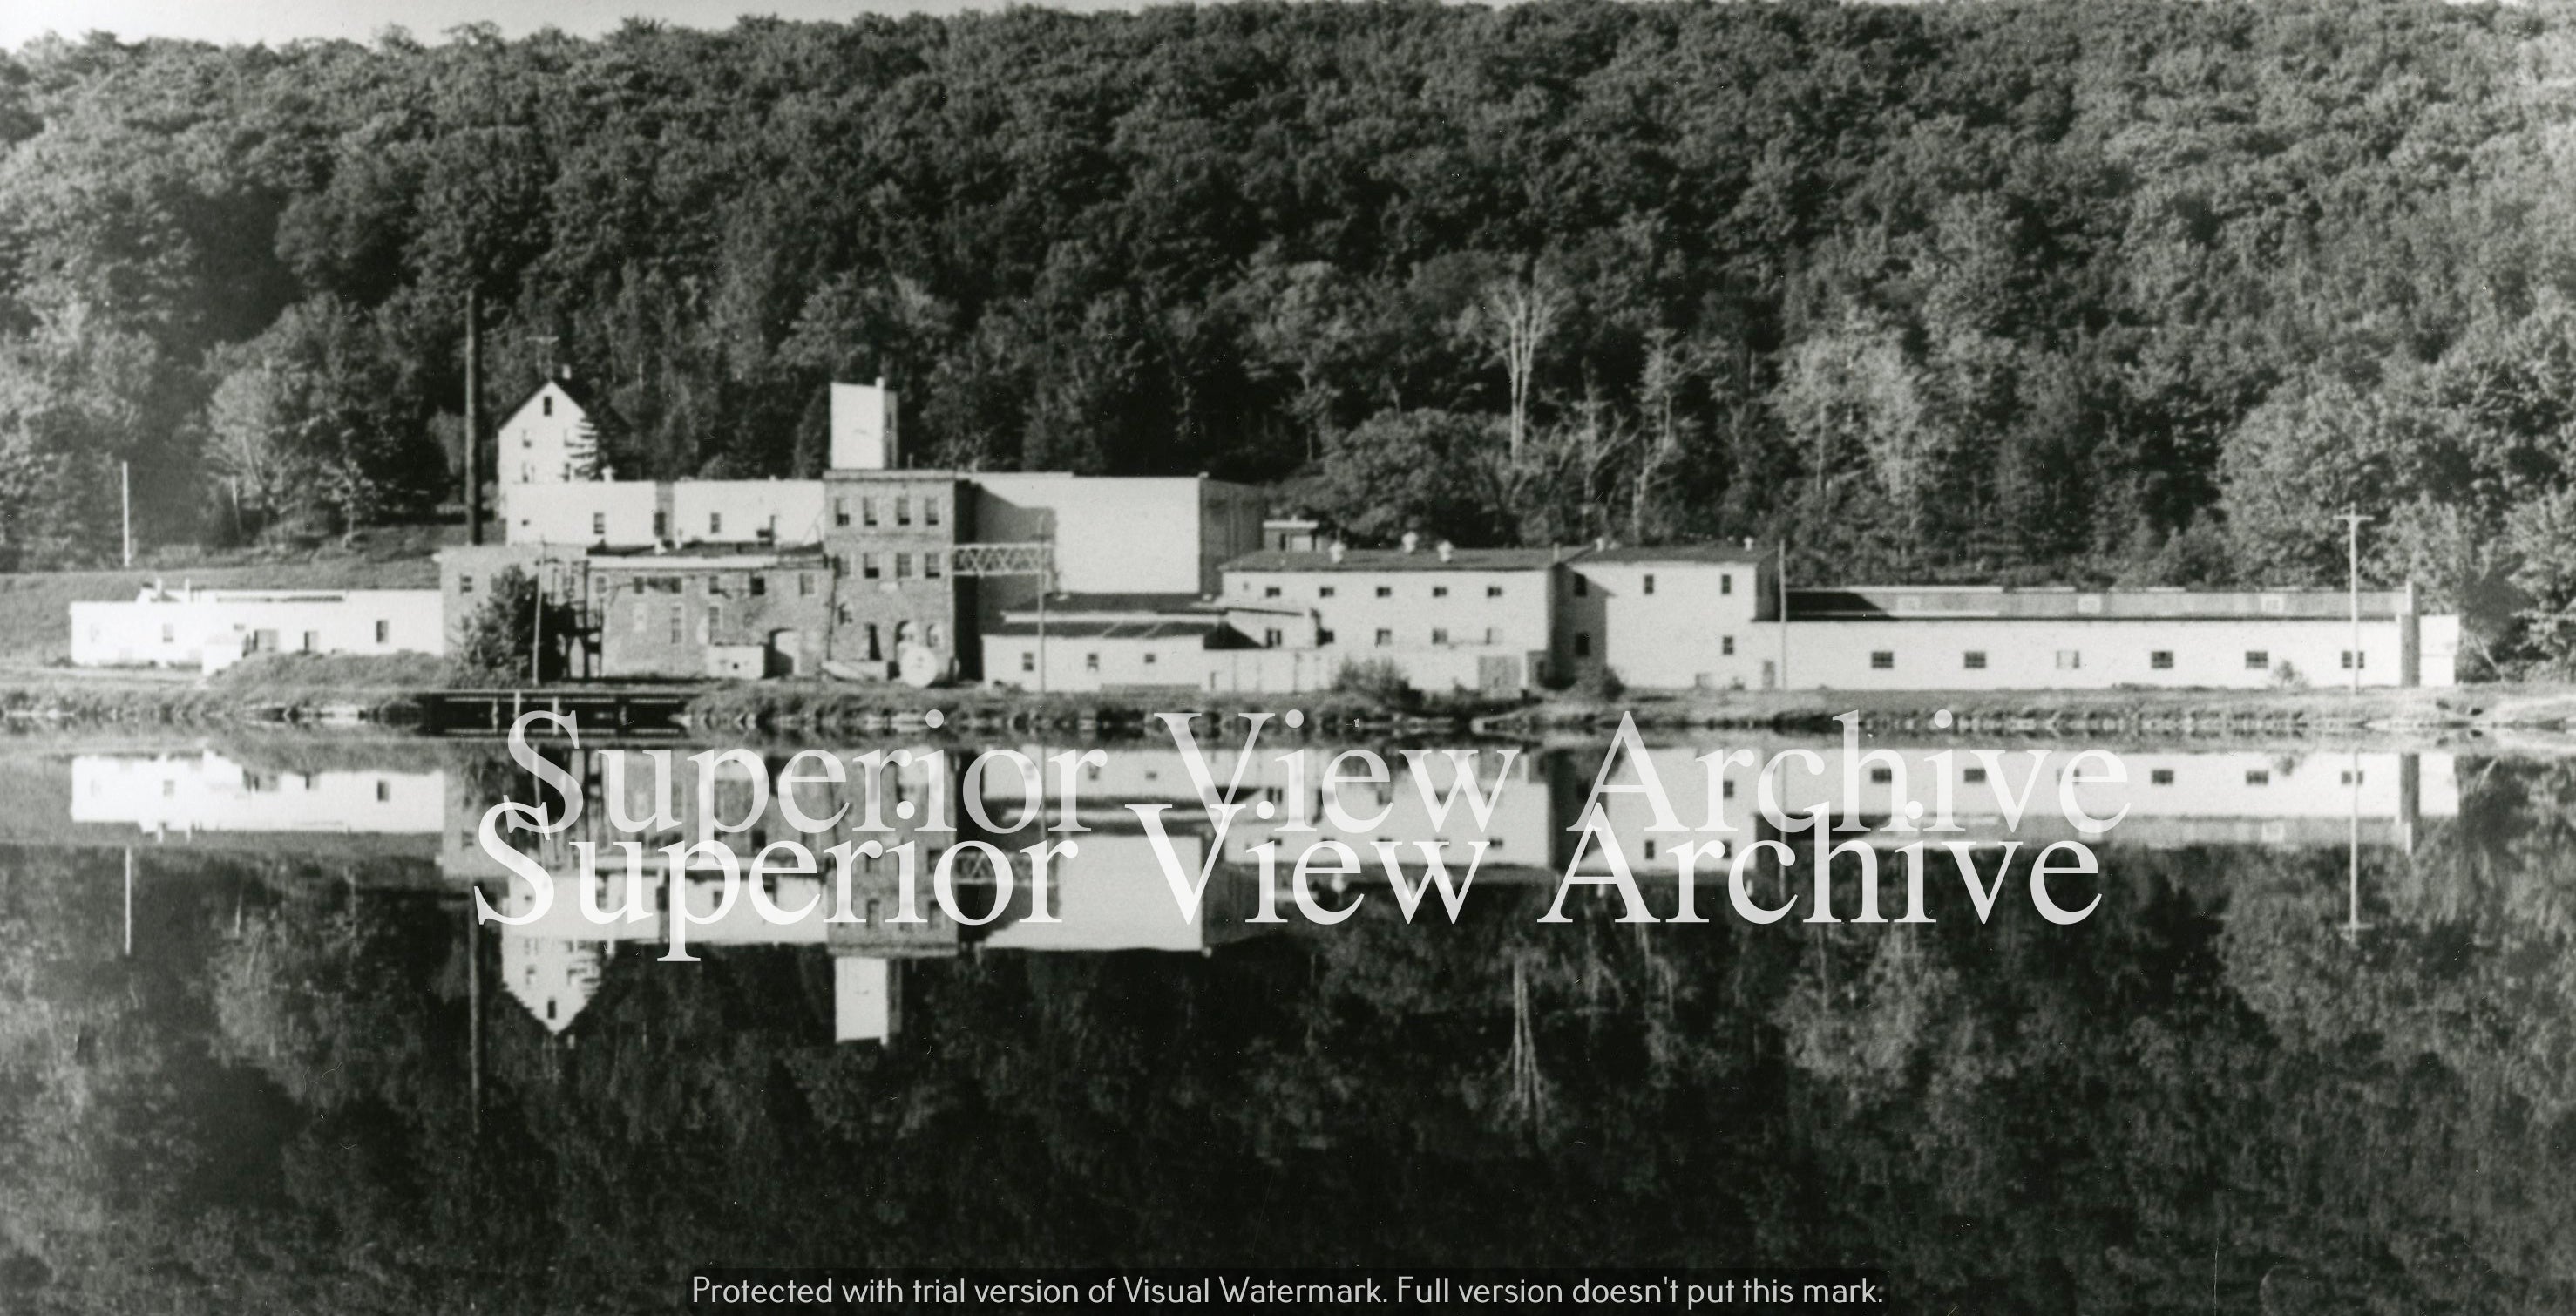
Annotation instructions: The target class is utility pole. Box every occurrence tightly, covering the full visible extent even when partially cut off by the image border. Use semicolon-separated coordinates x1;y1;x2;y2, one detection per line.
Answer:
119;461;132;567
530;562;545;685
1775;539;1790;691
2339;509;2371;695
464;288;484;546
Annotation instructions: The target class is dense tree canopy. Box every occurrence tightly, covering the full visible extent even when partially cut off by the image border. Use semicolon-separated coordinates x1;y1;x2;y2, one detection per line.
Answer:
10;1;2576;663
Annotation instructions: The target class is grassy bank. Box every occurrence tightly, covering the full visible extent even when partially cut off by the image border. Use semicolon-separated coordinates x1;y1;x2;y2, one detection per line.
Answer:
0;558;438;664
1490;683;2564;738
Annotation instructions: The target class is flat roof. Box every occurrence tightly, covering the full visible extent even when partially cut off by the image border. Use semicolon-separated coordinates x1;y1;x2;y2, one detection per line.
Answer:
1789;587;2419;621
1224;547;1569;573
1579;544;1768;565
983;619;1226;641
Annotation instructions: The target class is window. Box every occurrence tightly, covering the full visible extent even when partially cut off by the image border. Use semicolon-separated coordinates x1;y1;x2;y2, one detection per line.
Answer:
1644;839;1657;860
542;396;553;417
925;552;942;580
160;623;174;643
1085;653;1101;673
1870;651;1895;670
2055;650;2082;670
863;498;878;527
1020;650;1036;674
1575;633;1593;658
653;512;668;539
1432;586;1448;598
592;512;607;536
1487;586;1503;598
2151;650;2173;670
749;575;767;596
1431;627;1449;644
2151;769;2175;785
1375;586;1392;598
709;512;723;535
2245;650;2269;670
708;575;729;597
863;553;882;580
1485;627;1502;644
1963;767;1988;783
374;621;390;644
1722;779;1737;799
2341;650;2366;669
1142;652;1156;665
925;497;940;526
703;605;720;640
834;498;850;527
1264;627;1283;648
798;573;815;597
668;605;683;644
1868;767;1893;784
2245;770;2270;785
1264;586;1282;598
1574;576;1589;598
1317;628;1336;645
1721;635;1735;656
459;574;474;595
895;495;912;526
895;553;912;580
1644;573;1656;595
376;781;390;802
301;631;318;653
1319;586;1336;598
1374;628;1393;647
2341;770;2363;785
1720;573;1733;595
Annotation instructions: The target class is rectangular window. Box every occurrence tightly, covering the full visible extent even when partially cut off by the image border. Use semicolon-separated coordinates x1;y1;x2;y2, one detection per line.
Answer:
863;553;882;580
1487;586;1503;598
1721;574;1733;595
1317;628;1336;645
1319;586;1336;598
1084;653;1100;673
895;495;911;526
669;605;683;644
2151;769;2175;785
159;623;174;643
2150;650;2173;670
798;573;814;597
833;498;849;527
704;605;720;640
374;621;389;644
749;575;767;596
1721;636;1735;655
459;574;474;595
895;553;912;580
925;552;942;580
1142;652;1156;665
592;512;607;536
542;396;553;417
1574;633;1592;658
2246;770;2271;785
1964;767;1988;783
2245;650;2269;670
1432;585;1448;598
1868;767;1893;784
925;496;940;526
1375;586;1392;598
2341;770;2363;785
709;512;723;535
1485;627;1501;644
1264;627;1283;648
652;512;668;539
301;631;318;653
2055;650;2082;670
376;781;390;802
1264;586;1282;598
862;498;878;527
1574;576;1589;598
1431;627;1449;644
1021;650;1035;674
1870;651;1895;670
2341;650;2366;669
1374;628;1393;647
1644;573;1656;595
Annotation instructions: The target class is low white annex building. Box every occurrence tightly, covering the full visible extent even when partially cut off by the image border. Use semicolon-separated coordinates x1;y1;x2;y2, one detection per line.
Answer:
71;583;445;674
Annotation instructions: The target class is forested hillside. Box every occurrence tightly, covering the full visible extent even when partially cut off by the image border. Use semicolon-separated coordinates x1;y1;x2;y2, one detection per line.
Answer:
8;1;2576;666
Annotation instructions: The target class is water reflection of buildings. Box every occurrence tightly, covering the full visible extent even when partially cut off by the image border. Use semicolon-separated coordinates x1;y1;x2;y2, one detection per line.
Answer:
41;740;2464;1043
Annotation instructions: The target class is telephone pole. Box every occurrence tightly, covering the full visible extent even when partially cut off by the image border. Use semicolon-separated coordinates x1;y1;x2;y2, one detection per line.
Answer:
464;288;484;546
2339;509;2371;695
119;461;132;567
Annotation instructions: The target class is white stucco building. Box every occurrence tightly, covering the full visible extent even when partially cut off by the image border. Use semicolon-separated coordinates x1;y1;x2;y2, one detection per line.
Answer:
71;584;445;674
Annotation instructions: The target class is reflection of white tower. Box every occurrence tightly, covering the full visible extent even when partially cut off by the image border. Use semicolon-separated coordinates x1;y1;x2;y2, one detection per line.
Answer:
834;957;899;1044
496;885;609;1034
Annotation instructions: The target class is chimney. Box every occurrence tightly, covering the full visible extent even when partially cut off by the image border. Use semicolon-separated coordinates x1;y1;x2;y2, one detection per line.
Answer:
1328;541;1347;564
1401;530;1420;554
559;363;573;382
830;379;899;471
1436;540;1454;562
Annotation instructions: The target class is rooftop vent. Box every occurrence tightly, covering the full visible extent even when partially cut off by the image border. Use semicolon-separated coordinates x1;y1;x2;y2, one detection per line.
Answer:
1400;531;1420;553
1436;540;1454;562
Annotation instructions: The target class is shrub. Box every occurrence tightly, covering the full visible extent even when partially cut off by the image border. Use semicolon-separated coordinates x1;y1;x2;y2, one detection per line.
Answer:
1568;664;1626;703
1332;656;1420;710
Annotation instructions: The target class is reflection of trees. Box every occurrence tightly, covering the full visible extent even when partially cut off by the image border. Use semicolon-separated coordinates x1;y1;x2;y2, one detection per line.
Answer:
12;783;2576;1310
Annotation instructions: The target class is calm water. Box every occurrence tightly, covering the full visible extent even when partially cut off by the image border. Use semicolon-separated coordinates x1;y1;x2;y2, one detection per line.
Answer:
2;733;2571;1313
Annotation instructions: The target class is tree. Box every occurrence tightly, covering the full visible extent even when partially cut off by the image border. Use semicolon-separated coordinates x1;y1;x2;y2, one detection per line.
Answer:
445;565;572;684
1454;268;1569;464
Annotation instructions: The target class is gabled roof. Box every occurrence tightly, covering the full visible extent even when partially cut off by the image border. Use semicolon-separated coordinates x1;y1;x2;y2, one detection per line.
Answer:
497;375;613;429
